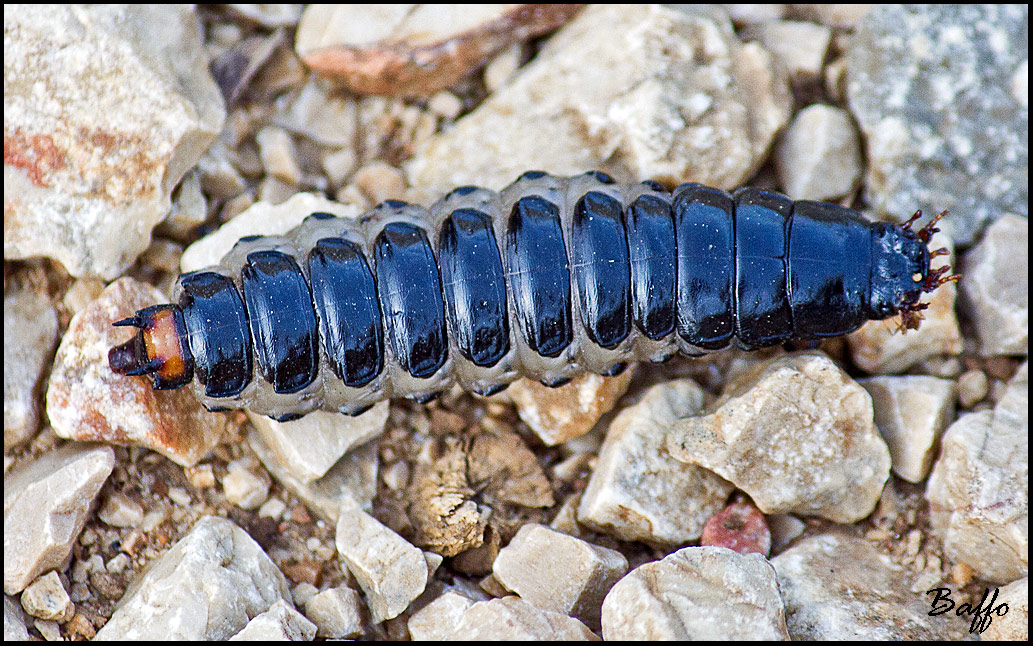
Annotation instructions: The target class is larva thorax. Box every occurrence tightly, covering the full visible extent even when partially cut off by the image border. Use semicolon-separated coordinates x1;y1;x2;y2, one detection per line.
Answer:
109;170;954;420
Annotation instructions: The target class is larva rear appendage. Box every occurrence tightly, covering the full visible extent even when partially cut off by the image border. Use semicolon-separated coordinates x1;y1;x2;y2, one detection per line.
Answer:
109;171;954;420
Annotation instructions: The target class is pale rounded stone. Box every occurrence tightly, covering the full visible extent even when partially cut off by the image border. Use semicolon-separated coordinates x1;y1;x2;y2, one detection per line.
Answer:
492;523;628;626
4;444;115;594
927;363;1028;583
408;591;476;641
859;375;956;482
20;572;73;622
223;459;271;510
578;380;733;545
445;596;597;641
94;516;292;640
775;104;862;200
667;353;890;523
746;20;832;85
230;599;316;641
4;291;58;449
601;546;789;640
981;577;1027;641
303;586;363;639
4;5;224;279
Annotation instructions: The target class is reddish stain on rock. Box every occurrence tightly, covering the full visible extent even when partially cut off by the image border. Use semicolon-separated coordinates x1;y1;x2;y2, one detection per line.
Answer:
700;500;771;556
4;129;67;187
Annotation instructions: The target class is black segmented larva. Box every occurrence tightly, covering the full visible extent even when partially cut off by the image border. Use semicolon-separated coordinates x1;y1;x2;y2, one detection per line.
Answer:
109;170;956;420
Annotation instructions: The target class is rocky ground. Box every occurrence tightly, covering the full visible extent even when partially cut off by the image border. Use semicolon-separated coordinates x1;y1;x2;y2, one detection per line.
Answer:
4;4;1028;641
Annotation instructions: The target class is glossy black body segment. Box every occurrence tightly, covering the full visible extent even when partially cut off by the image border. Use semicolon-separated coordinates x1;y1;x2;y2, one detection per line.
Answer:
506;195;573;358
437;208;510;366
625;193;676;340
733;187;794;349
177;271;252;398
307;237;384;387
571;191;632;349
241;250;320;393
673;184;736;350
788;201;870;338
374;221;448;379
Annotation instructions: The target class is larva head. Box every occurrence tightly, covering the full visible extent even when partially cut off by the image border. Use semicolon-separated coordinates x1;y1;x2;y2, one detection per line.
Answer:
108;304;194;389
867;210;959;331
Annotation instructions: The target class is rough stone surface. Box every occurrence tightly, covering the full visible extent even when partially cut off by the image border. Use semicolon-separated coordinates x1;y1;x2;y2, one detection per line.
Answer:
4;444;114;594
248;404;388;483
4;595;30;641
601;546;789;640
335;504;428;623
746;19;831;87
407;590;475;641
667;353;890;523
578;380;733;545
296;5;583;96
859;375;957;483
445;596;598;641
46;278;226;466
927;363;1028;583
848;231;961;373
959;214;1028;356
773;534;970;640
229;599;316;641
981;577;1027;641
492;523;628;626
94;516;292;640
4;291;59;449
700;501;771;556
847;4;1028;245
4;5;225;279
405;4;791;196
19;572;73;622
774;104;862;200
303;585;363;639
222;458;271;510
507;371;633;446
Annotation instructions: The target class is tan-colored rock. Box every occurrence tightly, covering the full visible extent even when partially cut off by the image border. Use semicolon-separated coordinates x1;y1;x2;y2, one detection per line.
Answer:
981;577;1027;641
296;5;583;96
667;353;890;523
445;596;598;640
508;371;633;446
4;291;59;449
46;279;225;466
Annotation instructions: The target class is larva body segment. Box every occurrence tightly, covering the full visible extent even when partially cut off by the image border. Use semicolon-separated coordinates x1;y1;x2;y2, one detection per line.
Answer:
109;171;952;421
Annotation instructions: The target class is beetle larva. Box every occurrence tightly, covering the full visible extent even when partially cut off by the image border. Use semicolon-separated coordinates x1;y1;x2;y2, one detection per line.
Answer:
109;171;957;420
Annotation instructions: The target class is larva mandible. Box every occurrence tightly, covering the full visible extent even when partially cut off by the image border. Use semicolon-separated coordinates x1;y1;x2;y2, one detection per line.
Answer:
109;170;957;421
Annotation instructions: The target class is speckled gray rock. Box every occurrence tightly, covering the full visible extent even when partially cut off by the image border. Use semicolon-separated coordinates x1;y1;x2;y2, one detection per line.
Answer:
601;546;788;640
578;380;733;545
4;5;225;279
847;5;1028;245
859;375;956;483
667;353;890;523
773;534;971;639
4;444;114;594
406;4;791;195
230;599;317;641
94;516;291;640
4;291;58;449
334;504;428;623
927;362;1028;583
4;595;30;641
959;214;1028;356
774;104;862;200
445;597;598;641
492;524;628;627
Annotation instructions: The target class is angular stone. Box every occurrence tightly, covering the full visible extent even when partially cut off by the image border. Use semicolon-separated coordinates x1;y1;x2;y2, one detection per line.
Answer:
981;577;1027;641
4;5;224;279
578;380;733;545
94;516;292;640
46;278;225;467
927;363;1028;583
445;597;598;641
303;586;363;639
667;353;890;523
847;5;1027;245
746;20;831;86
700;501;771;556
773;534;970;639
4;444;114;594
508;371;633;446
859;375;956;482
229;599;316;641
406;4;791;195
335;504;428;623
601;546;788;640
4;291;58;449
19;572;73;622
247;403;387;483
492;523;628;626
775;104;862;200
408;590;476;641
959;214;1028;356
